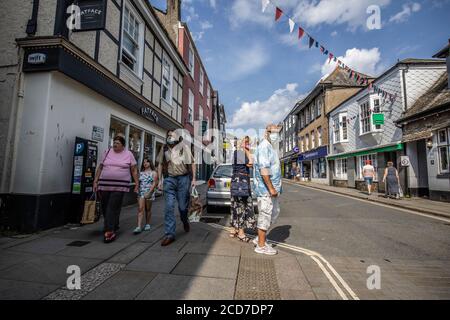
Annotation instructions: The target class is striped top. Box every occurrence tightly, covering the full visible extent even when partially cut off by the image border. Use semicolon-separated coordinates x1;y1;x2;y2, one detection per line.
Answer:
98;149;137;192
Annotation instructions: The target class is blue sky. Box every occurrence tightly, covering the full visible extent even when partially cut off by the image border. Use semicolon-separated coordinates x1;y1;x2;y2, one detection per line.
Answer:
151;0;450;133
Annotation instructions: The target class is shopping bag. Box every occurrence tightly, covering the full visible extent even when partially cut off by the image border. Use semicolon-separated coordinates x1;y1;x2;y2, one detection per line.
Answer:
188;186;203;223
398;185;404;199
81;194;100;224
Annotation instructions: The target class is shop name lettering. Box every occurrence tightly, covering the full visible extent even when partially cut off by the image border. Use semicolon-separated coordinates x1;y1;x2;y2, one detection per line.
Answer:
141;107;159;122
66;4;103;30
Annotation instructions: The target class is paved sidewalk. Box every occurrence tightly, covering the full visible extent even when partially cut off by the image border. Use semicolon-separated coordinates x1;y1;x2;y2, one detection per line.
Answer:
0;185;336;300
284;179;450;219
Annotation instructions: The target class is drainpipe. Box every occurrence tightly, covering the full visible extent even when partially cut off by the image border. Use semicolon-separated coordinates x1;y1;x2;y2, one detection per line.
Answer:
26;0;40;36
400;66;410;197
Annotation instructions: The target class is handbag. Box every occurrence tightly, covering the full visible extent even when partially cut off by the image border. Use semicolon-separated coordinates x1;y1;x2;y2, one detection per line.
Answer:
230;173;251;198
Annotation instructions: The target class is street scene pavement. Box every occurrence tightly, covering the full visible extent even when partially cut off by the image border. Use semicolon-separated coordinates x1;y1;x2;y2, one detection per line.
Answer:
1;182;449;300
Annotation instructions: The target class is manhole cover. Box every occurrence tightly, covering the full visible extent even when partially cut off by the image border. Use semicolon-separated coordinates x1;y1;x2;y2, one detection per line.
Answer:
66;241;91;247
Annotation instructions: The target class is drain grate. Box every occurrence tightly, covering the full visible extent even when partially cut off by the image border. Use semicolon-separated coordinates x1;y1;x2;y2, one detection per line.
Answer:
66;241;91;247
235;257;281;300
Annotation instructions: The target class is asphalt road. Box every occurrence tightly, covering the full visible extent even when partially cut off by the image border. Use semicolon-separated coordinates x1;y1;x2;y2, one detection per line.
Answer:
211;182;450;299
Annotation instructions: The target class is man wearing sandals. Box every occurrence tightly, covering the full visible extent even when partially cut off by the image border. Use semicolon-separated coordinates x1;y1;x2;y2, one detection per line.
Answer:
252;124;282;255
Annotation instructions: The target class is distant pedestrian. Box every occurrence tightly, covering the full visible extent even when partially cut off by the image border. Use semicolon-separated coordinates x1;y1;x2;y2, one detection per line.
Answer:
382;161;400;199
229;136;256;242
362;160;375;195
252;124;282;256
94;136;139;243
157;130;196;247
134;158;158;234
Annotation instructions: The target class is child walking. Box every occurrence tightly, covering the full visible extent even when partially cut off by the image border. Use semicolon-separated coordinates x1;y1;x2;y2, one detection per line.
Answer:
134;158;158;234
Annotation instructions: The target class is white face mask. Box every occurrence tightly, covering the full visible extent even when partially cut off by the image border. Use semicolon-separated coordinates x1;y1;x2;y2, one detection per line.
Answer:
269;133;279;142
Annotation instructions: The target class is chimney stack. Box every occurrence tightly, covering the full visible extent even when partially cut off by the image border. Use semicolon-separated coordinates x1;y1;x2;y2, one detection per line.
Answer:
167;0;181;23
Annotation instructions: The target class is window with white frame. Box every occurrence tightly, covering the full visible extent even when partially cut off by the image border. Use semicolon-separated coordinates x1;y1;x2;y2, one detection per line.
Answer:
207;85;211;108
300;136;304;152
335;159;348;179
311;130;315;149
333;116;340;143
161;54;172;104
317;127;322;146
300;112;304;128
199;68;204;95
438;128;450;173
188;89;194;124
357;154;378;180
306;107;310;124
121;3;144;76
305;134;309;151
360;101;371;134
342;115;348;141
189;44;195;78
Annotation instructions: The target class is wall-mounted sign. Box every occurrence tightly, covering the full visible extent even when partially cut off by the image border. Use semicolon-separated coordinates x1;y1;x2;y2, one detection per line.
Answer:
141;107;159;123
400;156;410;167
92;126;104;142
293;146;300;153
373;113;385;125
27;53;47;65
73;0;107;32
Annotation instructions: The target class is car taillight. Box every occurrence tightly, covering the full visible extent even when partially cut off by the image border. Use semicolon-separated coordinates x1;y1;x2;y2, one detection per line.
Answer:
208;179;216;189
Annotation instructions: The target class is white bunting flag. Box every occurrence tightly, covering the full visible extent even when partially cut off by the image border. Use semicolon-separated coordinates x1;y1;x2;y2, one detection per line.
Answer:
289;18;295;33
262;0;270;13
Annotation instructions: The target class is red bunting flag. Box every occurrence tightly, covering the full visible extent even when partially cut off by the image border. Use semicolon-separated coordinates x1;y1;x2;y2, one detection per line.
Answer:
298;27;305;39
320;46;325;53
275;7;283;21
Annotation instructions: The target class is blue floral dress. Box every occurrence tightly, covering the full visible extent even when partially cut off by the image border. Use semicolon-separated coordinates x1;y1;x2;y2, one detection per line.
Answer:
139;171;156;200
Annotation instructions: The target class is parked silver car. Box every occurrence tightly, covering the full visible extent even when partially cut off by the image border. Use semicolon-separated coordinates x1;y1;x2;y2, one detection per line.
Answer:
206;164;258;213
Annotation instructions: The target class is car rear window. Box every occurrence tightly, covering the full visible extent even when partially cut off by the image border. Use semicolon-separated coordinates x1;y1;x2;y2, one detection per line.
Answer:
213;165;232;178
213;165;254;178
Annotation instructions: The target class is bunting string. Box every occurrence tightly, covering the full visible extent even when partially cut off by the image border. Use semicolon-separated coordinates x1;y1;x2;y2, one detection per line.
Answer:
262;0;397;103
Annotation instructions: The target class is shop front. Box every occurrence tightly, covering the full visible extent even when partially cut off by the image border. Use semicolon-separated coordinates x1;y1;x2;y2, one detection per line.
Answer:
298;146;328;184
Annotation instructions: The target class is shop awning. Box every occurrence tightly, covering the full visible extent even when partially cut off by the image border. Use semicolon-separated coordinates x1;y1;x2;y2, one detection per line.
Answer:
327;143;404;160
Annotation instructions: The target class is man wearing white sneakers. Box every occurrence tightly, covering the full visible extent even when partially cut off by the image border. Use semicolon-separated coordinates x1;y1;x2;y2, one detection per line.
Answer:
252;124;282;255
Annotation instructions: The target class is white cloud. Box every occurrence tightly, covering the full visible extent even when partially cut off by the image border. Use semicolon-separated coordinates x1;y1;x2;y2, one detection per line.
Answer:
389;3;421;23
230;0;391;31
229;0;273;29
228;83;305;130
320;47;383;77
331;31;338;37
209;0;217;9
200;20;213;30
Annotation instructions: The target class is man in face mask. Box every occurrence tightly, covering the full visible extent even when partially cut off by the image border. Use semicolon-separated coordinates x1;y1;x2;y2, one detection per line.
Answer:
252;124;282;255
157;130;196;246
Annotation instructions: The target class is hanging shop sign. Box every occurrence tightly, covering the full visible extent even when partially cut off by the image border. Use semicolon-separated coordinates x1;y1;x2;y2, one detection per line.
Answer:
400;156;411;167
72;0;107;32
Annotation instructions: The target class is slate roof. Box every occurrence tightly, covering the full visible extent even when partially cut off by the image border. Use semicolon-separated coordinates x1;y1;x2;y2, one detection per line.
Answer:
397;72;450;123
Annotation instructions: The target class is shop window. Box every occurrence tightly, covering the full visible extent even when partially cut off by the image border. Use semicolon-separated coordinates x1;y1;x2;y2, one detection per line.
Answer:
121;2;144;77
335;159;347;179
312;159;319;178
319;158;327;178
129;126;143;165
438;128;450;173
109;118;127;147
143;132;154;164
357;154;378;180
